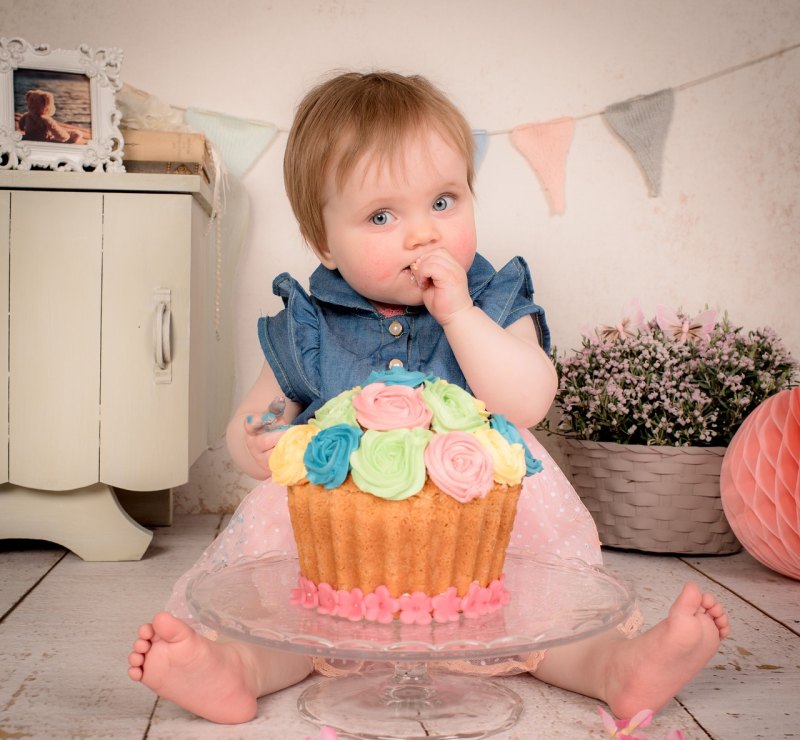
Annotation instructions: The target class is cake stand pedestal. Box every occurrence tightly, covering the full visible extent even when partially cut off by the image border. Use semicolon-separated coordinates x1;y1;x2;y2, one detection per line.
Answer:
187;550;635;739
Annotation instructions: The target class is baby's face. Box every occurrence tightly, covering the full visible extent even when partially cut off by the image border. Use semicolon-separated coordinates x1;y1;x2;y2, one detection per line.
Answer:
318;127;476;306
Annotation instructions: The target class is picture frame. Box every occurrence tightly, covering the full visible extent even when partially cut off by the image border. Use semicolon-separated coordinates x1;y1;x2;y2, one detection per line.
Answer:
0;37;125;172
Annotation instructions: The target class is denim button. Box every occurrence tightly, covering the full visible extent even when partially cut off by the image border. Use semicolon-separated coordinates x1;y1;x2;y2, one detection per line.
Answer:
388;320;403;337
388;358;404;369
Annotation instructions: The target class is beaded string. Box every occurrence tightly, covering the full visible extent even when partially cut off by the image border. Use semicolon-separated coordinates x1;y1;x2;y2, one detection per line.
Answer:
206;141;227;341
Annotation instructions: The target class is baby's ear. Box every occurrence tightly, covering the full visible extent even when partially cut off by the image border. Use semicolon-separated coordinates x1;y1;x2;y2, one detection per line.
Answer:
304;232;336;269
317;247;336;270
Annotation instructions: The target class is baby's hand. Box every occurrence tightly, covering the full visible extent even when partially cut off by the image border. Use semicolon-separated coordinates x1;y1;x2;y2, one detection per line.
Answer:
244;396;286;435
243;396;288;473
244;427;287;474
410;249;472;325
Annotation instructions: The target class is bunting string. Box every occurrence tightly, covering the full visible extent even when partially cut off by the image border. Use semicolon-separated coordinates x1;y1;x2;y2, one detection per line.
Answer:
485;38;800;134
489;39;798;212
143;39;798;215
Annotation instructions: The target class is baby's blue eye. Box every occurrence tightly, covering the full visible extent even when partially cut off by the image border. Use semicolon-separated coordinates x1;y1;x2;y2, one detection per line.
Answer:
370;211;394;226
432;195;455;212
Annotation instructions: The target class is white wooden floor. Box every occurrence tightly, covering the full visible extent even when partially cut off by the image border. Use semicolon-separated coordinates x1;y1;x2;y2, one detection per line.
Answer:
1;514;798;739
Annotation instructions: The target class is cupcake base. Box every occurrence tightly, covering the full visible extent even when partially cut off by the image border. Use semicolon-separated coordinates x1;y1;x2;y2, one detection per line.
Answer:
287;476;521;603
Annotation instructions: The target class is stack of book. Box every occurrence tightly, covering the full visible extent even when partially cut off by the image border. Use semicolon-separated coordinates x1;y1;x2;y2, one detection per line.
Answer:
121;128;216;183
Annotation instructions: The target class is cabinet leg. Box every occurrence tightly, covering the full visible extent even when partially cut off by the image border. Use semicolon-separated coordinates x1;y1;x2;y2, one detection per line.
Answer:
0;483;153;561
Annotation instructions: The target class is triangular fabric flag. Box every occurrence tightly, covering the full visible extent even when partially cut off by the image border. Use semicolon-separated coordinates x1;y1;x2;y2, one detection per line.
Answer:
510;117;575;215
472;129;489;171
603;89;674;197
184;108;278;178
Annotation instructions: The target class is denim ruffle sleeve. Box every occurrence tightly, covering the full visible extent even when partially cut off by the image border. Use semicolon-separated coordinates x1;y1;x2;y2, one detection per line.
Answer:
473;256;551;353
257;272;321;407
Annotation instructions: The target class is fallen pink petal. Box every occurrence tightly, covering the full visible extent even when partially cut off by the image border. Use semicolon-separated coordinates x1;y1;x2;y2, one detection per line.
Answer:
305;726;339;740
597;705;652;738
597;706;688;739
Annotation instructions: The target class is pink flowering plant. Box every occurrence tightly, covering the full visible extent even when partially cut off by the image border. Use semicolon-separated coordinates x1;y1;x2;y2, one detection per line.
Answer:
541;306;797;447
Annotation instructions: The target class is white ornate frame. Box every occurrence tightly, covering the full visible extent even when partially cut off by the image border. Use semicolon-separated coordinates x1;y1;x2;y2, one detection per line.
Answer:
0;37;125;172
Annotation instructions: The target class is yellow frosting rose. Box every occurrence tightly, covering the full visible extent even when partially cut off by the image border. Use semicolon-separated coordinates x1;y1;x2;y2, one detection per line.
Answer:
472;428;526;485
269;424;319;485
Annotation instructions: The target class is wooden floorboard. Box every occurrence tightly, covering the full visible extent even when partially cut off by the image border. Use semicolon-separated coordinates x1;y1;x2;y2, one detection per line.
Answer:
0;515;222;739
683;550;800;634
2;517;798;739
0;540;66;617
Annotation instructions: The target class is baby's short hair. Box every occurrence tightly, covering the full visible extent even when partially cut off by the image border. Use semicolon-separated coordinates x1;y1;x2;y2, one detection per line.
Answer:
284;71;475;255
25;89;56;116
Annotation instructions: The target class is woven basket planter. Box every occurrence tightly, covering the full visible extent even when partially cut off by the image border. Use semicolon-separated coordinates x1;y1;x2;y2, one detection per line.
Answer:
559;438;741;555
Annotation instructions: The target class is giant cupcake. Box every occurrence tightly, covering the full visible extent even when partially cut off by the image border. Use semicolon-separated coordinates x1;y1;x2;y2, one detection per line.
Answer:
269;368;542;624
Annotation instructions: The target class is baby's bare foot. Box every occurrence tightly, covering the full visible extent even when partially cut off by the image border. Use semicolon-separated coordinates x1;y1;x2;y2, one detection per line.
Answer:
127;611;258;724
605;583;730;719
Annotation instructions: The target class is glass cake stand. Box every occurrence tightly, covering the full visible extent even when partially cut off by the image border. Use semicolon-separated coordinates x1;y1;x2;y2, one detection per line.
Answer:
187;550;635;739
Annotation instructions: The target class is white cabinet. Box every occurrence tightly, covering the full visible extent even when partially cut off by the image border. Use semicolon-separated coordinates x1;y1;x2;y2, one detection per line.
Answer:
0;171;222;560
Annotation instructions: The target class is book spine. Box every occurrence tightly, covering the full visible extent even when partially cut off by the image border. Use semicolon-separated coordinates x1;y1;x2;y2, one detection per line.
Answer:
121;129;207;162
124;160;211;183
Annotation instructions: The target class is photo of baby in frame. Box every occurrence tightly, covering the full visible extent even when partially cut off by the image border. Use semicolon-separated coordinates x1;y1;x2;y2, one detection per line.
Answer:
0;37;125;172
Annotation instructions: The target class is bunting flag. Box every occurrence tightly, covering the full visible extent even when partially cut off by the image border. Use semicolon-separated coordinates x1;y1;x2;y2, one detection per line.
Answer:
510;117;575;215
185;108;278;177
603;89;674;197
472;129;489;171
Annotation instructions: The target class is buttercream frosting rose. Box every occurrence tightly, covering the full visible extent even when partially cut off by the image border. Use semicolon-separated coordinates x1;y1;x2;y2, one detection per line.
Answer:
309;387;361;429
269;424;319;485
489;413;543;475
365;367;432;388
423;431;494;502
350;427;433;500
472;428;526;485
421;379;489;433
352;382;432;431
303;423;363;488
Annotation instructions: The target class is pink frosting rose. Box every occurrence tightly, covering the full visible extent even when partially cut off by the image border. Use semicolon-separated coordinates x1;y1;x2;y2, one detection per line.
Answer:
423;431;494;502
352;382;433;430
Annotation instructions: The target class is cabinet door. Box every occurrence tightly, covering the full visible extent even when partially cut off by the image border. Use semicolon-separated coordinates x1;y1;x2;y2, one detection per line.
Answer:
1;192;8;484
8;191;102;489
100;193;192;489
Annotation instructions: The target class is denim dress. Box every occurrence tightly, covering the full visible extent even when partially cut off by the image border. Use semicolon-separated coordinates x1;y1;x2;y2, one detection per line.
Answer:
258;253;550;424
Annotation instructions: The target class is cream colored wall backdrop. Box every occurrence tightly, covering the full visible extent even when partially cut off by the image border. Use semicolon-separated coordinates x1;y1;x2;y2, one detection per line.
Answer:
3;0;799;513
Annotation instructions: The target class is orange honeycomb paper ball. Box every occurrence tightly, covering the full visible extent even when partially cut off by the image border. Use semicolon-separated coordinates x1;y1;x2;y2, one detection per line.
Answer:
721;388;800;580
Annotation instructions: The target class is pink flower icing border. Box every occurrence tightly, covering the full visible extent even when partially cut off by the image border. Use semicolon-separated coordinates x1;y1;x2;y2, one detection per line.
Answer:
290;574;510;624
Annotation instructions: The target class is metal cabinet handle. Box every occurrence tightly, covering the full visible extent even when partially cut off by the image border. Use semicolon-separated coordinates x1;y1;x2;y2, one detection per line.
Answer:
154;300;172;369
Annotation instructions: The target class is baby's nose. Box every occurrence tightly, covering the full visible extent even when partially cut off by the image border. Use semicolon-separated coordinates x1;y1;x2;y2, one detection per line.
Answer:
405;219;439;250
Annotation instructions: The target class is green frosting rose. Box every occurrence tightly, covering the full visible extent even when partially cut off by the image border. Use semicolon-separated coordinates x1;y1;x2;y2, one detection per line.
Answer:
309;387;361;429
421;379;489;433
350;428;433;500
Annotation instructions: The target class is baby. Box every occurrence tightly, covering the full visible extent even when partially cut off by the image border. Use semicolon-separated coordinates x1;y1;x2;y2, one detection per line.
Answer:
128;70;729;725
18;89;79;144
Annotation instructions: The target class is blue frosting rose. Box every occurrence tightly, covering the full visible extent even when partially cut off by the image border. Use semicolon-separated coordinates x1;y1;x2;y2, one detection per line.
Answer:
364;367;433;388
489;414;543;476
303;424;363;488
